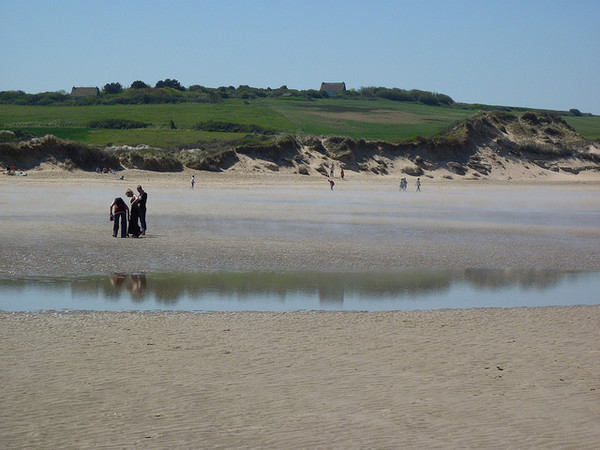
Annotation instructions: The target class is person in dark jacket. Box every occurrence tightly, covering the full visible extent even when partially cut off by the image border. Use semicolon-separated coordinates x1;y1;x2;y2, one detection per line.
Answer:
136;185;148;235
125;189;141;238
109;197;129;238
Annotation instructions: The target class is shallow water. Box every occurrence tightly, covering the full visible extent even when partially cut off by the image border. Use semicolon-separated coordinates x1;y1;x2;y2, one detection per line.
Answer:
0;269;598;312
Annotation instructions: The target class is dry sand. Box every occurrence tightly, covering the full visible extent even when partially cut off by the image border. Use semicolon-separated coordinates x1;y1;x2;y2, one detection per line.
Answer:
1;168;599;448
1;308;598;448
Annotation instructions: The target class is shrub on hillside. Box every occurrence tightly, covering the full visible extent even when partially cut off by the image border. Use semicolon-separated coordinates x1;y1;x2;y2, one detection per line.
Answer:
155;79;185;91
194;120;275;135
232;134;299;165
118;150;182;171
0;135;120;170
402;165;424;176
130;81;150;89
0;129;35;142
376;89;413;102
181;149;238;171
87;119;149;129
103;82;123;95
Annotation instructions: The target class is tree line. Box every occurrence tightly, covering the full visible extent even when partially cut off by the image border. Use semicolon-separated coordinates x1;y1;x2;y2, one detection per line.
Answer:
0;79;455;107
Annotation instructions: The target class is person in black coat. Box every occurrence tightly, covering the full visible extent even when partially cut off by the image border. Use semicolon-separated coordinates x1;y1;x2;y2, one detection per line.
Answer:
109;197;129;238
125;189;141;238
136;185;148;235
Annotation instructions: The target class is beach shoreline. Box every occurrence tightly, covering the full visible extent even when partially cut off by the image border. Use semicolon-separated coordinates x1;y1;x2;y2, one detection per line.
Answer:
1;169;599;448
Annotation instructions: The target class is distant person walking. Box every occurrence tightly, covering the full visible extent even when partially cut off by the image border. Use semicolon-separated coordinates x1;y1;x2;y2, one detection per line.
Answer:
330;163;334;177
416;178;421;192
329;179;335;190
340;168;345;180
136;185;147;235
190;175;195;189
109;196;129;238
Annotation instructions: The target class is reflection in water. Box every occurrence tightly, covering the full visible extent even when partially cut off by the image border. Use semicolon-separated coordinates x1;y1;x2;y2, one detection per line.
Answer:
110;273;147;299
463;268;570;290
0;269;598;312
109;270;455;304
318;283;344;306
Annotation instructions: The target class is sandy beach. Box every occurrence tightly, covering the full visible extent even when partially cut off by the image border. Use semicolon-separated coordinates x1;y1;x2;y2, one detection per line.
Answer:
1;168;600;276
1;308;598;448
1;168;599;448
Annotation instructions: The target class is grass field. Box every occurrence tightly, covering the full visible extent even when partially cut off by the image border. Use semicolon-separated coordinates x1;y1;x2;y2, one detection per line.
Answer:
563;115;600;139
1;98;598;147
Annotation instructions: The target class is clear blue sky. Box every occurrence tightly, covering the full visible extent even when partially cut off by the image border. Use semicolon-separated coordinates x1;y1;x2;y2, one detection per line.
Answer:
1;0;599;113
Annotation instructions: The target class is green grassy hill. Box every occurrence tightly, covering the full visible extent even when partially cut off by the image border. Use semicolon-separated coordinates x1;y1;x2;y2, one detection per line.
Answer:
0;98;598;148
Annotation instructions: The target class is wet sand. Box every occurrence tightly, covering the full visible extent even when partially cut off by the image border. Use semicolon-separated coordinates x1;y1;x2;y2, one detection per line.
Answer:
1;170;599;448
1;170;600;276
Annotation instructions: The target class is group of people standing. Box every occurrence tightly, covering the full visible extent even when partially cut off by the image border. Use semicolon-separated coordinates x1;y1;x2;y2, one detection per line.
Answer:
109;185;148;238
399;177;421;191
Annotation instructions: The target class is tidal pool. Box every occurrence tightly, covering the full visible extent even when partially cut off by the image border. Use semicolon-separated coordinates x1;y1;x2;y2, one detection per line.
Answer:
0;269;598;312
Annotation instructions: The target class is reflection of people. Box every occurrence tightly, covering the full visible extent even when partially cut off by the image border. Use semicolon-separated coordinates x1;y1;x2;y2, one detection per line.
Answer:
137;185;147;236
110;273;147;298
109;197;129;238
110;272;127;287
125;189;141;237
128;273;147;298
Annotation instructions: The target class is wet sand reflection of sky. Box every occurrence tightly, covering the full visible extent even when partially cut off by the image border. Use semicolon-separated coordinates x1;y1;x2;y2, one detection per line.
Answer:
0;270;598;312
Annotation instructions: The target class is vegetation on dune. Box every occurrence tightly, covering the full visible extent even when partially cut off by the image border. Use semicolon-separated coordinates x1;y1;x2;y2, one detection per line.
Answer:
1;111;598;177
0;80;597;146
117;148;182;172
1;79;598;177
193;120;275;135
87;118;150;129
0;135;120;171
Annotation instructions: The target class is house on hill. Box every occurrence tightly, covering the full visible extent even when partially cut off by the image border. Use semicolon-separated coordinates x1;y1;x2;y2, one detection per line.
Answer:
70;86;99;98
320;82;346;96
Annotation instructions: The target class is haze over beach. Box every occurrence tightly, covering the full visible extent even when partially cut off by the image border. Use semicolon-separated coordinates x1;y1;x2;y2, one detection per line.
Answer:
1;1;599;448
